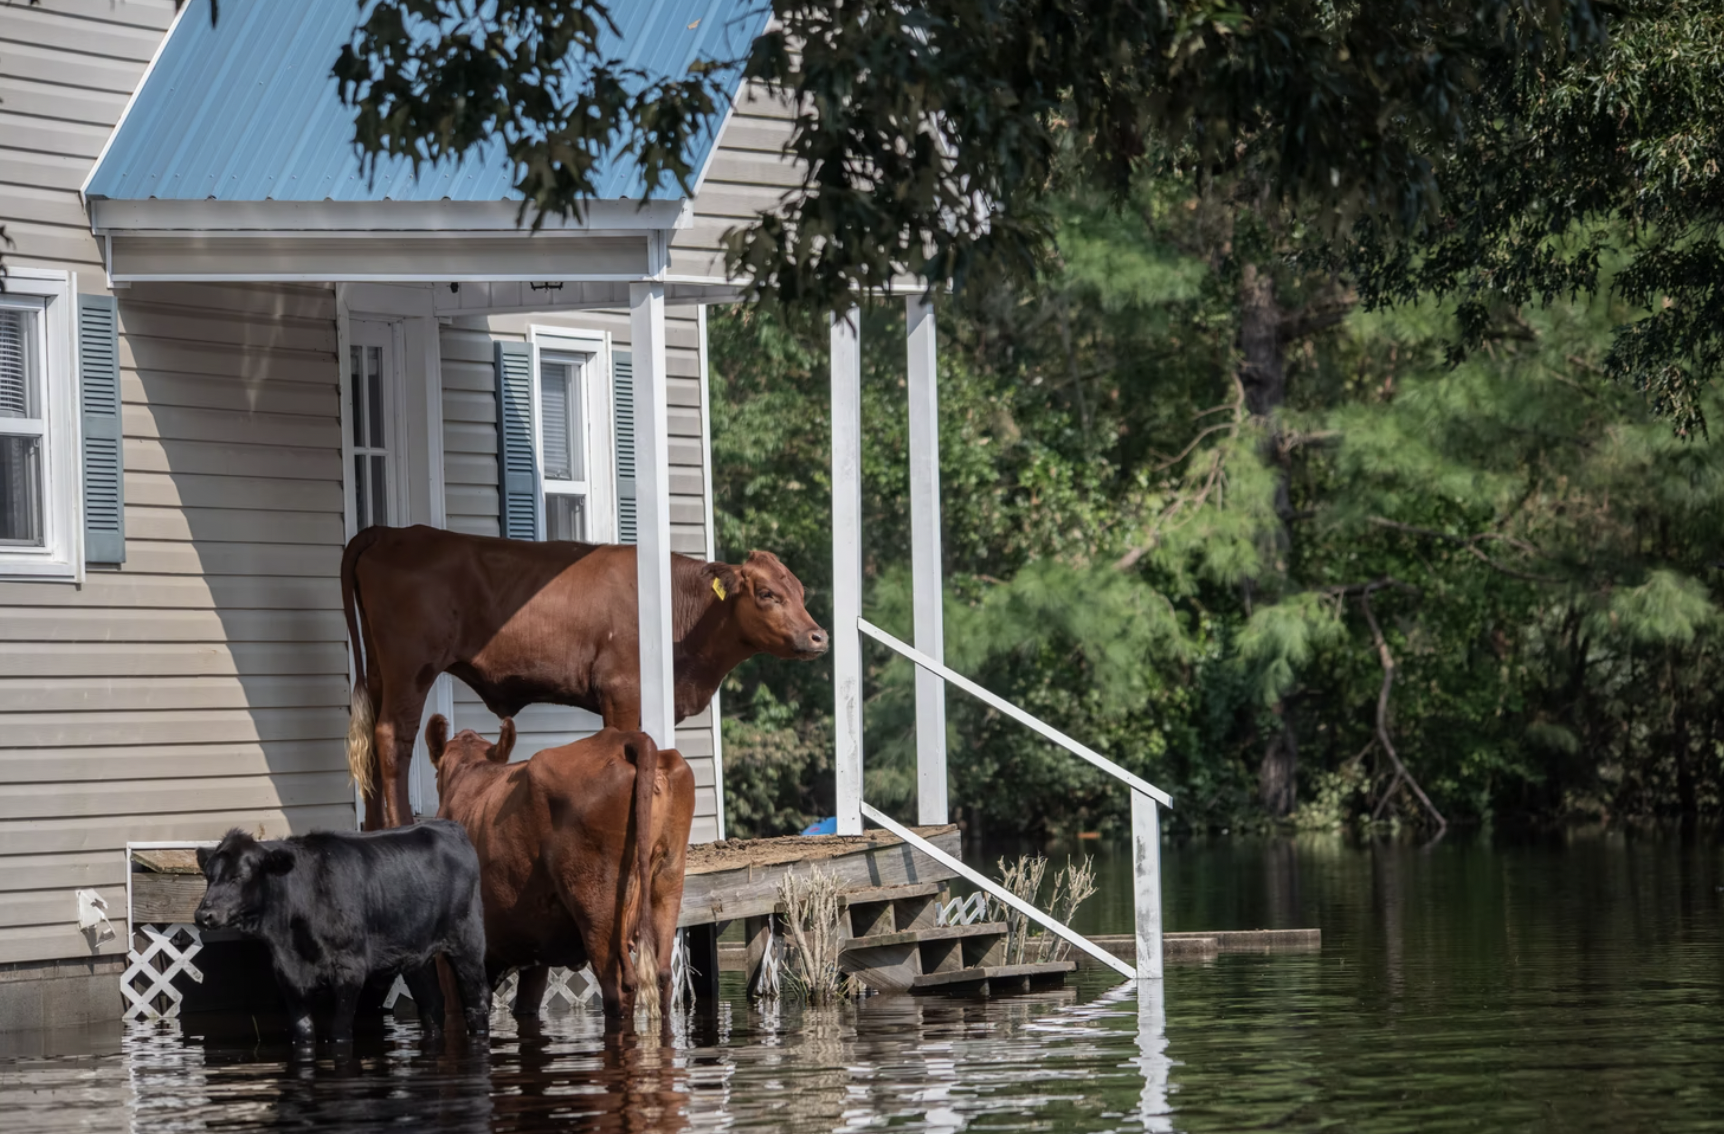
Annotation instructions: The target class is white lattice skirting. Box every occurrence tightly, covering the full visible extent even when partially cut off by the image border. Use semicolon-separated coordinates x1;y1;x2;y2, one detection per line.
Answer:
123;924;204;1020
126;925;692;1020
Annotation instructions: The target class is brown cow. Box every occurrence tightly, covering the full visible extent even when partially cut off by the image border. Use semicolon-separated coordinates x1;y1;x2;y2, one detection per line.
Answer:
425;715;695;1024
341;525;826;829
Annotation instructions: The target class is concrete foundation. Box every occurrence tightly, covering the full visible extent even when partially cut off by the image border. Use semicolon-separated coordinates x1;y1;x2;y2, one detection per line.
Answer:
0;956;123;1034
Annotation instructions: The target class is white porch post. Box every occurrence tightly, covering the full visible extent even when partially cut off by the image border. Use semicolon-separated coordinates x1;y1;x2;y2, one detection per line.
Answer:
630;281;676;747
1132;789;1165;980
831;307;865;835
906;295;948;825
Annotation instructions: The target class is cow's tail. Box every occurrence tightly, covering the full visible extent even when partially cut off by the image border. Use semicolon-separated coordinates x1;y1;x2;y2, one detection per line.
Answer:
627;731;662;1018
342;527;385;798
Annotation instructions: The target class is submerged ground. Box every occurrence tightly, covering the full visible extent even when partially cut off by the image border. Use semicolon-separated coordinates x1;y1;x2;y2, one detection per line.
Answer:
1;831;1718;1132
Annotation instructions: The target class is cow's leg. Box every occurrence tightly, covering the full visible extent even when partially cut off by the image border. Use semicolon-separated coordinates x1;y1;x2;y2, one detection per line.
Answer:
450;952;491;1039
652;873;683;1023
598;689;641;732
582;907;637;1027
403;962;446;1040
374;677;432;829
282;988;316;1049
328;978;363;1046
513;964;550;1019
449;918;491;1037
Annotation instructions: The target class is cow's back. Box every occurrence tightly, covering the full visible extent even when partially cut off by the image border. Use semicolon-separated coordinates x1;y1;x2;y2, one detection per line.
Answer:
291;822;482;962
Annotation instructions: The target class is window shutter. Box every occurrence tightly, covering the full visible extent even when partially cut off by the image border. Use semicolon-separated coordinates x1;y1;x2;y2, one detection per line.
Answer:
494;340;541;540
612;349;636;544
79;294;124;564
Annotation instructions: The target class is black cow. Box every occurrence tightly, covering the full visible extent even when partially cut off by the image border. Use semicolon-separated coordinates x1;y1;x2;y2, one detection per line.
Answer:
193;821;491;1045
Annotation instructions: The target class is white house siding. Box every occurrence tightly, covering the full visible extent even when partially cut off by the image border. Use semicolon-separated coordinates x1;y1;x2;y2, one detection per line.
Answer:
0;282;355;968
438;308;723;843
0;2;354;967
671;80;798;285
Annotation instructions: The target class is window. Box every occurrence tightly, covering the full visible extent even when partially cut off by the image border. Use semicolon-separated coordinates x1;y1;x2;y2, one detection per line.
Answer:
530;329;616;544
0;269;82;580
346;319;401;534
539;351;590;540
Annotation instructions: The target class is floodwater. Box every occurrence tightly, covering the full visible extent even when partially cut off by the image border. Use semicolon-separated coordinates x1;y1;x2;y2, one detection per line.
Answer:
2;830;1721;1132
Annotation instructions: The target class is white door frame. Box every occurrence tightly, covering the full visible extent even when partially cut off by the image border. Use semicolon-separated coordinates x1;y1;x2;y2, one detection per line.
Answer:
337;283;450;822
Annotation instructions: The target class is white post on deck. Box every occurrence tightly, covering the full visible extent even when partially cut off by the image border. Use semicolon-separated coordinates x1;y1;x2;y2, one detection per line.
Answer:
630;281;676;747
906;295;948;825
1132;789;1164;980
831;307;865;835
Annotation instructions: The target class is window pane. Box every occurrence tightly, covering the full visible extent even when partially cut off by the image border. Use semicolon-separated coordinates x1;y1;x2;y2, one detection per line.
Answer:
365;346;385;449
0;309;37;420
546;493;586;542
541;361;573;481
369;454;388;528
353;454;370;531
0;434;43;546
349;345;365;447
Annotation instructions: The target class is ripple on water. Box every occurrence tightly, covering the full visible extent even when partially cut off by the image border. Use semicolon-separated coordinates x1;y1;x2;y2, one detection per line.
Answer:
1;834;1720;1133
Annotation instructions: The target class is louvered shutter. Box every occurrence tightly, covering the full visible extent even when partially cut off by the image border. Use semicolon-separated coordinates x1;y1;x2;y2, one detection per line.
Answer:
494;340;542;540
79;294;124;563
612;349;636;544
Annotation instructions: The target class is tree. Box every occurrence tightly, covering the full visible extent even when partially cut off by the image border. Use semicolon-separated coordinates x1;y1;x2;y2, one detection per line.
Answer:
1348;0;1724;435
331;1;1600;315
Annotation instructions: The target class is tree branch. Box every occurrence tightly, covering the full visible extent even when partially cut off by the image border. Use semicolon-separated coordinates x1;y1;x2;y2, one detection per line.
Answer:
1358;583;1447;835
1367;516;1563;583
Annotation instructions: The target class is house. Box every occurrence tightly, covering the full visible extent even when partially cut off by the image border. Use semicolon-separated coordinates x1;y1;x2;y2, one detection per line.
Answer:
1;0;1163;1030
0;0;806;1027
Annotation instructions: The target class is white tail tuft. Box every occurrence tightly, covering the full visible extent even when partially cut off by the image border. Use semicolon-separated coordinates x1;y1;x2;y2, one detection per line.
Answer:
635;938;661;1019
346;683;376;798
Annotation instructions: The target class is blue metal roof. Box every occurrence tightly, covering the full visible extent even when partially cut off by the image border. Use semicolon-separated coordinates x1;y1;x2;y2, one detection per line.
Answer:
87;0;769;203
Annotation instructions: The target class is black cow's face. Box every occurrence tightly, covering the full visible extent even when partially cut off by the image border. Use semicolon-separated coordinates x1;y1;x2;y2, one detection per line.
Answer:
711;550;828;660
194;829;293;933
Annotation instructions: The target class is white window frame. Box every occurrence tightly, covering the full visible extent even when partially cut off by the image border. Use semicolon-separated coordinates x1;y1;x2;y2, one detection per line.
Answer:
0;269;81;582
529;326;617;544
341;317;412;538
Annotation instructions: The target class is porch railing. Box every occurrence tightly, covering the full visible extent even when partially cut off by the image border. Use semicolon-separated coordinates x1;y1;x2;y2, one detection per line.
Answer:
856;618;1169;980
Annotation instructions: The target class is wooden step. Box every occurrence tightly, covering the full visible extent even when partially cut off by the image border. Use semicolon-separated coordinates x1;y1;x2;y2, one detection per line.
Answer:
840;922;1004;953
842;881;943;905
910;961;1076;996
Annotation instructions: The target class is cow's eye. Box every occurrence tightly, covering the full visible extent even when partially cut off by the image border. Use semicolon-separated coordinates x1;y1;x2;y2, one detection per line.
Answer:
756;587;775;602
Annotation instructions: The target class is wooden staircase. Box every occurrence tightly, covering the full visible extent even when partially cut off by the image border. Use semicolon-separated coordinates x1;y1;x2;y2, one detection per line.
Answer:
833;882;1075;997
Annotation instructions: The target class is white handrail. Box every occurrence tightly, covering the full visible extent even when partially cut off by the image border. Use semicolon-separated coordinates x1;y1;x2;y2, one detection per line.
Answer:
859;803;1137;979
857;618;1174;808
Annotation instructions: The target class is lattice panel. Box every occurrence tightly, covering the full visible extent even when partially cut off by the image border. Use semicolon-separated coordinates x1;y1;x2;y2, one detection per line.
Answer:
936;892;989;927
123;924;204;1020
488;966;602;1015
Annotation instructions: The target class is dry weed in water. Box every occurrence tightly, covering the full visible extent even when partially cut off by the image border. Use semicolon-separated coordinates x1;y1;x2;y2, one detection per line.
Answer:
777;867;858;1004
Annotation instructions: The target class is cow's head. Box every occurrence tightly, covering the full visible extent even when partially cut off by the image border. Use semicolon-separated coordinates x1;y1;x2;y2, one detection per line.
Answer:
194;829;293;933
426;714;516;797
706;550;828;660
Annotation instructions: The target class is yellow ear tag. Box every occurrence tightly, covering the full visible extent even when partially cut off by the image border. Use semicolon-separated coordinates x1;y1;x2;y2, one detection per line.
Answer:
712;578;727;601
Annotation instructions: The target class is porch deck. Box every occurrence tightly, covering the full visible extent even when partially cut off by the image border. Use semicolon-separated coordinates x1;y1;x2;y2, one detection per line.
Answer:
127;827;965;929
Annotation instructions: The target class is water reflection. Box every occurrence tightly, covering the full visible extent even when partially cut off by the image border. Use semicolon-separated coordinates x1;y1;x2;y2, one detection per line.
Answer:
4;833;1724;1133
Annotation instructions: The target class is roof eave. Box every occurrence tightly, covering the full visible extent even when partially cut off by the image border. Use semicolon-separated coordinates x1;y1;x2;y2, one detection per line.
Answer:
87;196;694;234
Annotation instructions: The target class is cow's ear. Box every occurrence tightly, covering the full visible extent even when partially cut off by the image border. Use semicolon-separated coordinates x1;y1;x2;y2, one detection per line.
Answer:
703;560;742;602
426;714;449;766
491;717;517;763
260;848;295;876
195;846;212;873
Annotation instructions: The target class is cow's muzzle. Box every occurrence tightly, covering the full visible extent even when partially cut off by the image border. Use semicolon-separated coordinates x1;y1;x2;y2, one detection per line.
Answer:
192;904;224;930
797;628;829;658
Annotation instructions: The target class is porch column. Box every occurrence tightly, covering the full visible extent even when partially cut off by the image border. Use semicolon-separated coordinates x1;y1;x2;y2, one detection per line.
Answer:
831;307;865;835
906;295;948;825
630;281;676;747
